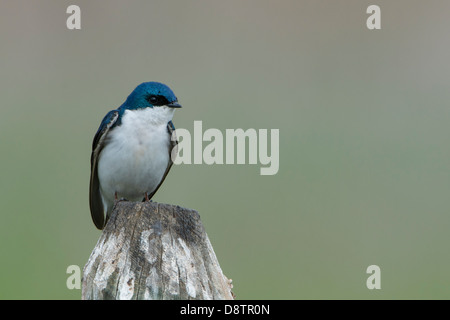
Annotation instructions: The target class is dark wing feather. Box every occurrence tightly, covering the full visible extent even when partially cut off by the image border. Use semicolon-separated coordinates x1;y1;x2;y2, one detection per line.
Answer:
147;120;178;200
89;110;119;230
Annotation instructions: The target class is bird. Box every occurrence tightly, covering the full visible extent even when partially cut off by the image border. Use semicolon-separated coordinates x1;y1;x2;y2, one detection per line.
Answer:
89;82;182;230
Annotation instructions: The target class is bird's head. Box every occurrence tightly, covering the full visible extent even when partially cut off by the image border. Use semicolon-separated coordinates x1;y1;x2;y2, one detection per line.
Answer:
123;82;182;110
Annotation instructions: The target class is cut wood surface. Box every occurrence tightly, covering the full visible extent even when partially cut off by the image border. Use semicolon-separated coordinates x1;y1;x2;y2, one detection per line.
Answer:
82;201;234;300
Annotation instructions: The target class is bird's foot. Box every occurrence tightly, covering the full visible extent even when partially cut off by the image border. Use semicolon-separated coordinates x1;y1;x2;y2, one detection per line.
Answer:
114;192;128;205
115;197;128;203
142;192;153;202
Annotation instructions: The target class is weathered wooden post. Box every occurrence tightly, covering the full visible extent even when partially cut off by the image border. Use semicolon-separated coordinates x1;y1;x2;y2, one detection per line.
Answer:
82;201;234;300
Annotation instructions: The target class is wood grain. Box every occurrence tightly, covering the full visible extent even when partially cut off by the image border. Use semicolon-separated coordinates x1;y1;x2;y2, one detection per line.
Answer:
82;201;234;300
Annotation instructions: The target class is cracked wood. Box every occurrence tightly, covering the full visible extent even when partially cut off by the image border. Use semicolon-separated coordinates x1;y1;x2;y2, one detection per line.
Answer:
82;201;234;300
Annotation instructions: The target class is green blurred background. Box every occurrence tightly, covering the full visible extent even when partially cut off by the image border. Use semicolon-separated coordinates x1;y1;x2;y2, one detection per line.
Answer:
1;0;450;299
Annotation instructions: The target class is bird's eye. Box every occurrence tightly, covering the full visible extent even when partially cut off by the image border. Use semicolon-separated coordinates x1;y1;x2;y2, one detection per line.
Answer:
148;95;158;104
146;94;169;106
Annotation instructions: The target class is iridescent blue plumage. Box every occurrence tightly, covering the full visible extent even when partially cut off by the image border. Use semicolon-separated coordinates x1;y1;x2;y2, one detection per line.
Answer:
122;82;178;110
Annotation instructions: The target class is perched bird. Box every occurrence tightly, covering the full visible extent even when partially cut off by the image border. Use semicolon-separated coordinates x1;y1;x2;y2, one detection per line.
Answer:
89;82;182;229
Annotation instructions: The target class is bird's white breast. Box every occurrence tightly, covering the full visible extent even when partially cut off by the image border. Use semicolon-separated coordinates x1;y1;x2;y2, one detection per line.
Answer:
97;107;173;212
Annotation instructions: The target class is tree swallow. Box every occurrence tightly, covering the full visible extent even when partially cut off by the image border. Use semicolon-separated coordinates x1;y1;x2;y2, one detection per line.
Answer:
89;82;182;230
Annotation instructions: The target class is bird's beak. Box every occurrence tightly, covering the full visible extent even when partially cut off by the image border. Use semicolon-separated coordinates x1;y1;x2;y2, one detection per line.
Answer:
167;102;182;108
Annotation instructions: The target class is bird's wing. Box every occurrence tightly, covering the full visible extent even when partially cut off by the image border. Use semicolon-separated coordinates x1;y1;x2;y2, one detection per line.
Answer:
89;110;119;230
147;120;178;200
